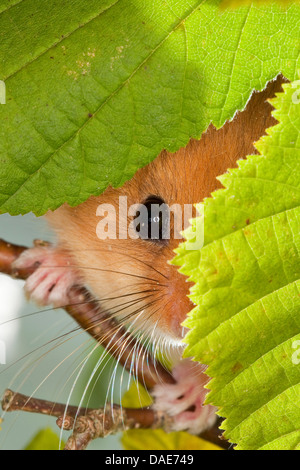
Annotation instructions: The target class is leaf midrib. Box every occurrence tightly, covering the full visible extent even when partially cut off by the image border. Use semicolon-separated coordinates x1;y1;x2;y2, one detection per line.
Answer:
219;5;251;123
258;429;300;450
1;0;207;208
2;0;121;81
0;0;25;16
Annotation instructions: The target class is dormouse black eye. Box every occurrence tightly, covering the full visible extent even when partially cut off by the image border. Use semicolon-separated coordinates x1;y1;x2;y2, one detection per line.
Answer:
134;195;169;242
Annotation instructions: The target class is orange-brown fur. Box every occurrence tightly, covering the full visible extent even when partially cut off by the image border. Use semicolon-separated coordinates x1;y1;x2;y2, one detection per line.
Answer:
46;76;285;343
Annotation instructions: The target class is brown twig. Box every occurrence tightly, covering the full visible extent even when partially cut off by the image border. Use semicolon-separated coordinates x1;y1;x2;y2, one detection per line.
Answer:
1;389;174;451
0;238;229;450
0;239;28;276
2;388;87;419
2;389;229;450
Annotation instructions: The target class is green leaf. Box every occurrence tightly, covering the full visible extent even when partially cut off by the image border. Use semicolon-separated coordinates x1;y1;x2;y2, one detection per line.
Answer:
121;382;222;450
220;0;300;8
0;1;300;215
24;427;64;450
122;427;223;451
172;79;300;450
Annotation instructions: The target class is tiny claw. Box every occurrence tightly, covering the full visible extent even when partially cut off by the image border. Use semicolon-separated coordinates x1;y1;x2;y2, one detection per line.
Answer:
152;359;217;435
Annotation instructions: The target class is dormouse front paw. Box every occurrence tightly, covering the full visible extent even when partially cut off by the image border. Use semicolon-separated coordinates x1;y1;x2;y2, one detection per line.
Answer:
12;244;81;308
152;359;217;435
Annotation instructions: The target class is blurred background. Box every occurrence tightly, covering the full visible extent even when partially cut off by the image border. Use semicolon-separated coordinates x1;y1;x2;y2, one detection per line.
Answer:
0;213;124;450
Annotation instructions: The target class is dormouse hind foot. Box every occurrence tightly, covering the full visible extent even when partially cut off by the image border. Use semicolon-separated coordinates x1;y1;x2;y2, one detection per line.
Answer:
152;359;217;435
12;244;81;308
